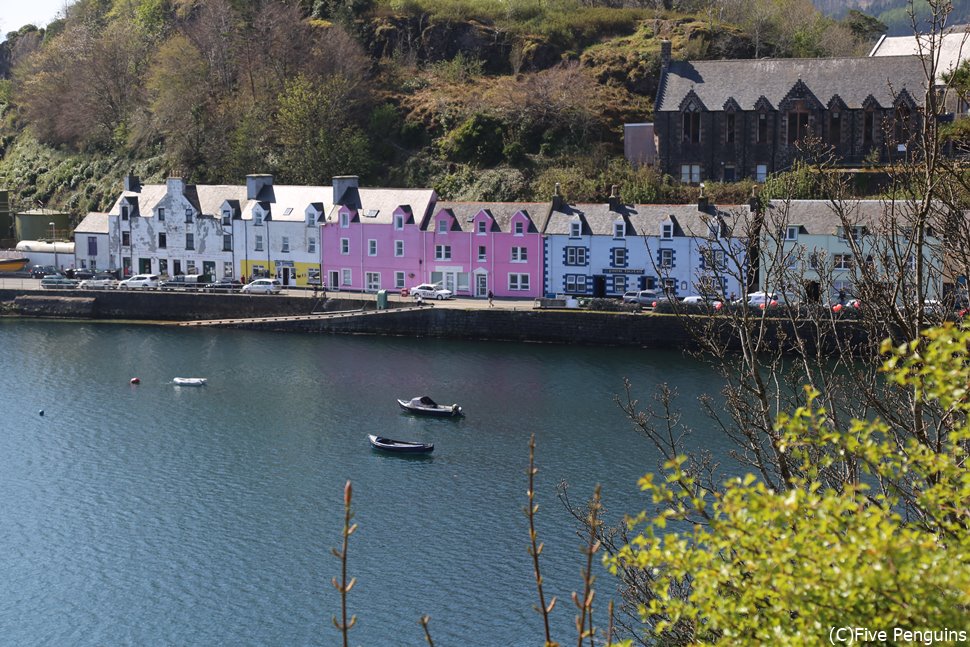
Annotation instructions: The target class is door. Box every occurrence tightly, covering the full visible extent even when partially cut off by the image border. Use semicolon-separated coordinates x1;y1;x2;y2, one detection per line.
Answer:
328;271;339;291
282;267;292;285
139;258;152;274
592;275;606;298
366;272;381;292
203;261;215;281
443;272;456;293
475;274;488;298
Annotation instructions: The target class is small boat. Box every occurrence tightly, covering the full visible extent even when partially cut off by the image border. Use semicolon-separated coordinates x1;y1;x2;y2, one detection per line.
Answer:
397;395;463;417
0;255;29;273
173;377;207;386
368;435;434;454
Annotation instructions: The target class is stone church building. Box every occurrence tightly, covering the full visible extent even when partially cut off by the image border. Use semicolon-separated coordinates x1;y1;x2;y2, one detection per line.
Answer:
653;41;929;183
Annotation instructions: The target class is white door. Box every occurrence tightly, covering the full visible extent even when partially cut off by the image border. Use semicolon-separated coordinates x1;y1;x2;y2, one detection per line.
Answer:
476;274;488;298
443;272;456;293
366;272;381;292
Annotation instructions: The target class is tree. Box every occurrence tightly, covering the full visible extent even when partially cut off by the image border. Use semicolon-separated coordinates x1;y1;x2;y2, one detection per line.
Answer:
610;325;970;644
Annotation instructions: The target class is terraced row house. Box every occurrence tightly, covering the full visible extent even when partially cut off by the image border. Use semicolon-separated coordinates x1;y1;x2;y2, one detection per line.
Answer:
76;175;956;304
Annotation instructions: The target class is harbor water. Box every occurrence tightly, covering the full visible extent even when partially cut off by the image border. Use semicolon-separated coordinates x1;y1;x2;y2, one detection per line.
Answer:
0;320;735;646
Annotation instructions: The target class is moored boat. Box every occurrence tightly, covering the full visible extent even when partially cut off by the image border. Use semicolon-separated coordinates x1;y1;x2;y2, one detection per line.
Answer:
173;377;207;386
0;255;29;273
397;395;463;417
368;434;434;454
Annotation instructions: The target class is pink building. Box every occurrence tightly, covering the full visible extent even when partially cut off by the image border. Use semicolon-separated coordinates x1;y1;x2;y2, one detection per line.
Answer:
320;176;437;293
421;202;545;299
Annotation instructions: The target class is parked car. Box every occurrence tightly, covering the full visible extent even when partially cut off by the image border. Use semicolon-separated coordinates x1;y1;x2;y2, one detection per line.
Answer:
241;278;283;294
159;274;203;291
623;289;659;306
647;294;681;310
410;283;453;300
203;278;243;293
67;268;96;280
681;295;724;311
30;265;60;279
40;275;79;290
78;274;119;290
118;274;160;290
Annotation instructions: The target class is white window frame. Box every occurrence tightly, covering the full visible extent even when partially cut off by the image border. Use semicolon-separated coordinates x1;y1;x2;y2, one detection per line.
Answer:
340;212;349;228
511;246;527;262
614;247;627;266
613;222;625;238
368;239;377;256
438;219;448;233
185;208;194;223
478;245;487;262
308;237;316;253
394;271;406;289
514;221;524;236
221;210;230;226
255;212;263;226
660;248;673;268
570;222;581;238
341;268;352;285
477;221;487;235
785;226;799;241
365;271;381;292
661;223;674;240
435;245;451;261
508;273;530;291
255;235;263;252
394;240;404;257
158;207;165;222
680;164;700;183
340;238;350;255
223;234;232;252
185;233;194;250
282;237;290;253
566;247;587;266
394;214;404;230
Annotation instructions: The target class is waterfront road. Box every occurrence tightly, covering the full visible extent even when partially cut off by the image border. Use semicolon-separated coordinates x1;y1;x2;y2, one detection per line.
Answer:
0;278;534;311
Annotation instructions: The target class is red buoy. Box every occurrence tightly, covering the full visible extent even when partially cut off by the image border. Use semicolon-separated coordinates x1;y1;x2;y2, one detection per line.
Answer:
130;377;141;385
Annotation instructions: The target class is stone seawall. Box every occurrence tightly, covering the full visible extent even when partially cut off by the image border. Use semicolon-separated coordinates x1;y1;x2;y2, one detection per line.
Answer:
0;288;866;351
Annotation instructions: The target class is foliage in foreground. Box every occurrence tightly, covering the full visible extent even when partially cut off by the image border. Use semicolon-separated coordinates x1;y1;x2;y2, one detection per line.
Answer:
611;325;970;645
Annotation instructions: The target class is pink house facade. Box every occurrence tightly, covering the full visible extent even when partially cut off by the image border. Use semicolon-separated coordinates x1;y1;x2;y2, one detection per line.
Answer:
420;202;546;299
320;176;437;293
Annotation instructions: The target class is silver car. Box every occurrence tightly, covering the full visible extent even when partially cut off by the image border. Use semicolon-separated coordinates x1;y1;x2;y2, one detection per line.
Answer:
241;278;283;294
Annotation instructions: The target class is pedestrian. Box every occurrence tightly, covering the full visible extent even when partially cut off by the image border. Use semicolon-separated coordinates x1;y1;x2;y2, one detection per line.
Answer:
487;290;494;307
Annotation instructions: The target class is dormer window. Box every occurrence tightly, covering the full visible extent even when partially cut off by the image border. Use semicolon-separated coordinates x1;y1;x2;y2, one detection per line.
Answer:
708;219;721;239
255;212;263;226
514;222;524;235
306;213;315;227
477;220;486;235
662;222;674;240
222;210;231;226
570;222;581;238
185;208;193;223
121;205;130;221
158;207;165;222
394;214;404;230
340;212;349;228
438;219;448;233
785;226;799;241
613;222;625;238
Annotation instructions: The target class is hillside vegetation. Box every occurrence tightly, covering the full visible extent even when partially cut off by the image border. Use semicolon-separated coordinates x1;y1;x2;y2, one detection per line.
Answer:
0;0;885;220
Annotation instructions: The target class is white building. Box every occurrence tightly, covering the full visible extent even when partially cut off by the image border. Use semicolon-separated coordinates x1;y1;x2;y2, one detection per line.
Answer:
72;212;111;272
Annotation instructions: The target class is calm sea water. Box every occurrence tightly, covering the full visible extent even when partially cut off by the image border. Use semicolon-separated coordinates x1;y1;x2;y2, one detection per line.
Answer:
0;320;734;646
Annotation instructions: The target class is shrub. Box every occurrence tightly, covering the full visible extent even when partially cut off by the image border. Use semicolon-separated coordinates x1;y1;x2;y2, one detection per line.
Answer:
438;112;506;166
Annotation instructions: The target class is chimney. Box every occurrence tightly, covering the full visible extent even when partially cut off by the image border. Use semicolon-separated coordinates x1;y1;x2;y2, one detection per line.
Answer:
552;182;564;212
333;175;359;205
697;182;708;211
660;40;672;73
608;184;620;211
123;173;141;193
166;175;185;195
246;174;274;201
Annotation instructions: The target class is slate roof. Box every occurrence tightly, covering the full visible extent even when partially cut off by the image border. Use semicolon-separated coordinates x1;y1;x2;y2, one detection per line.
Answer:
544;201;750;237
656;56;929;112
74;212;110;234
328;188;437;225
766;199;952;234
430;202;547;232
240;185;330;222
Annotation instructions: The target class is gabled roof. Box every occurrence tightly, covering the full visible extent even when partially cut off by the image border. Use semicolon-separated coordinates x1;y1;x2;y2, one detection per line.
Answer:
430;201;546;232
657;56;928;112
331;188;437;226
74;212;110;234
241;185;331;222
544;201;748;237
765;199;952;234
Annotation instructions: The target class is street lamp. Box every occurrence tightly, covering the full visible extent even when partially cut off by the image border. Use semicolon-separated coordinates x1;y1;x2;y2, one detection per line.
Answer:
49;221;55;241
